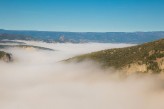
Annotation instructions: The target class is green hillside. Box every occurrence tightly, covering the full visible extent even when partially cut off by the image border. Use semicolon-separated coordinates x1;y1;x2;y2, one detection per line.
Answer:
66;39;164;73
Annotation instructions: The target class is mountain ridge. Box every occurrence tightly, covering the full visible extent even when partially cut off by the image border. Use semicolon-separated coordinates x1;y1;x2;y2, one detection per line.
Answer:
0;29;164;43
66;38;164;73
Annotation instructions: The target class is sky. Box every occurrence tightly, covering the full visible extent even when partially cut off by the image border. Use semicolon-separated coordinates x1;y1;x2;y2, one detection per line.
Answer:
0;0;164;32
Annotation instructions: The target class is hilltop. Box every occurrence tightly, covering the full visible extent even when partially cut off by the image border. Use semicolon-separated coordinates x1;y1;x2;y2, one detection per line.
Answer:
0;44;53;62
0;45;54;51
0;51;12;62
66;39;164;73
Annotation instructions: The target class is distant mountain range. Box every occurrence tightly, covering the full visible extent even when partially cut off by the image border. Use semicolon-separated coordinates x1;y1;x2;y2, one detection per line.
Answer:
0;29;164;43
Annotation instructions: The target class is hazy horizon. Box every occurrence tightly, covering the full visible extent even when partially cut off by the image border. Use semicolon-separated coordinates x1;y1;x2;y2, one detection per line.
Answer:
1;28;164;33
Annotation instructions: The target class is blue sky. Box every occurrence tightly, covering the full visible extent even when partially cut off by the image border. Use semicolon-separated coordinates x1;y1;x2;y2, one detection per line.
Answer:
0;0;164;32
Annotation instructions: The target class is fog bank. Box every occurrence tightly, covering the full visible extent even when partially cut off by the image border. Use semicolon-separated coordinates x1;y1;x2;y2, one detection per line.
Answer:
0;41;164;109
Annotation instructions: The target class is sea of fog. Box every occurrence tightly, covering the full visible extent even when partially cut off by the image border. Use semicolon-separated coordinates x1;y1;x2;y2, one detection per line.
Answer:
0;41;164;109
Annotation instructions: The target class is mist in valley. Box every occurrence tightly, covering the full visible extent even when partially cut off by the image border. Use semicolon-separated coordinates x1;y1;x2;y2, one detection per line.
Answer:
0;41;164;109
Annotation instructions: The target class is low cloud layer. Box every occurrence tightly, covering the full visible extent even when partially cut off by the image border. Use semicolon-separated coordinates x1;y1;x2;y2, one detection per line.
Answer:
0;41;164;109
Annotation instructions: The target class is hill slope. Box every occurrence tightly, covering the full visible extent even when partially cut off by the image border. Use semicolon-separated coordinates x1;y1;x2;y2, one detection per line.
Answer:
66;39;164;73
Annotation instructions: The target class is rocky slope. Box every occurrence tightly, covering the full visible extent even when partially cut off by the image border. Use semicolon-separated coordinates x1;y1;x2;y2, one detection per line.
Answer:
66;39;164;73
